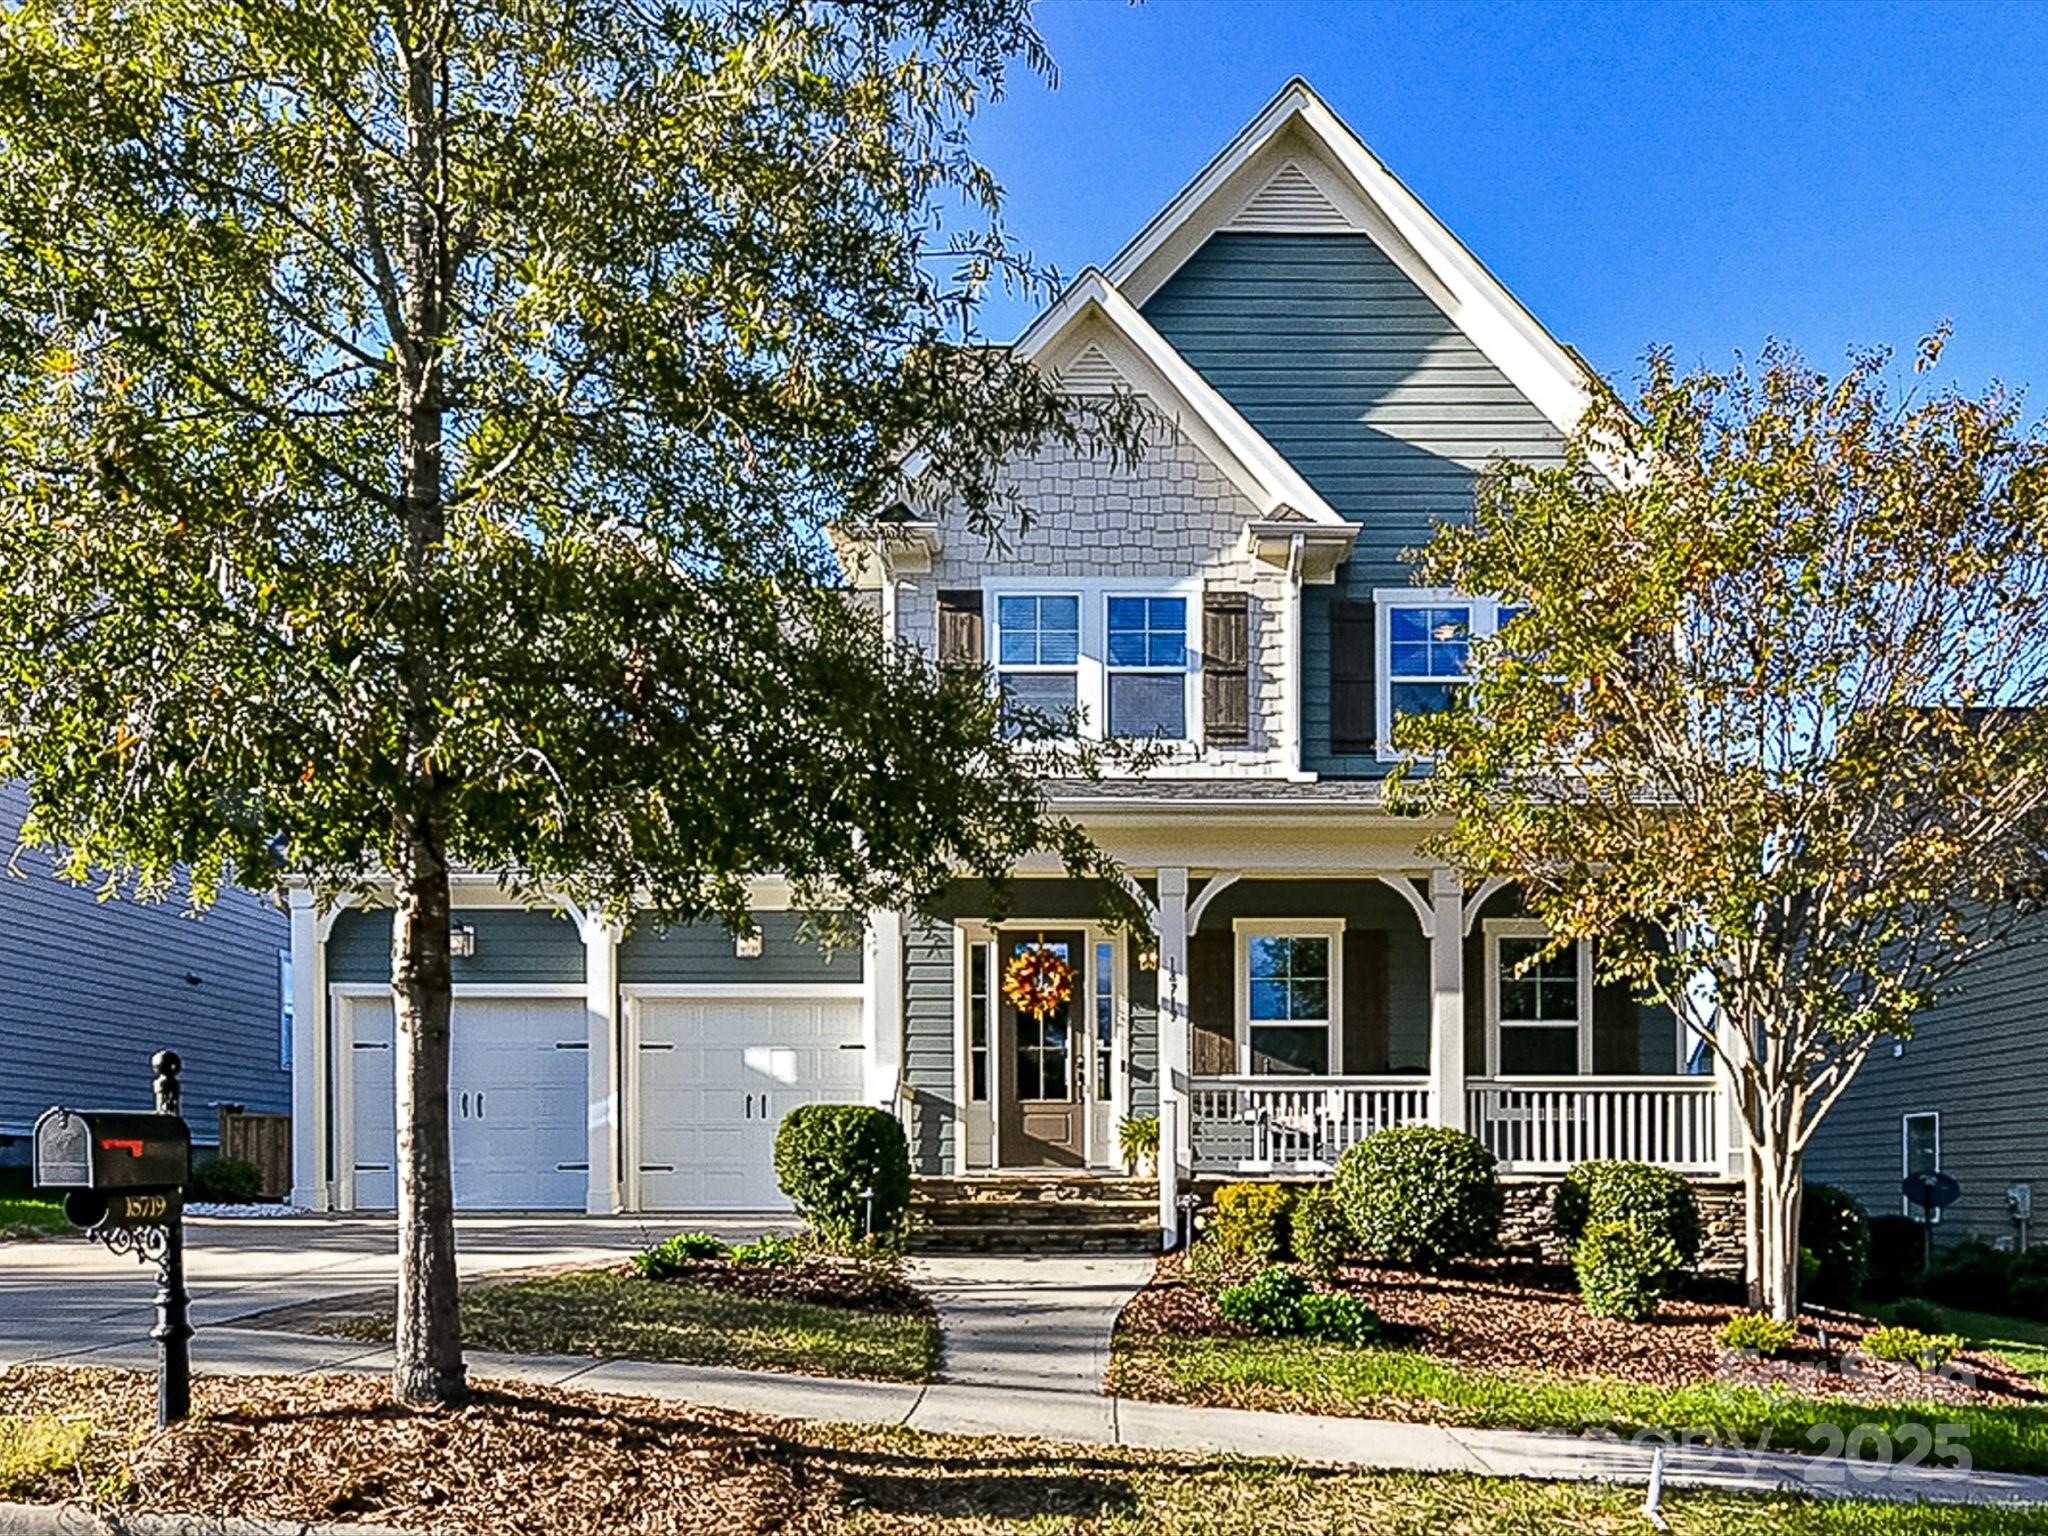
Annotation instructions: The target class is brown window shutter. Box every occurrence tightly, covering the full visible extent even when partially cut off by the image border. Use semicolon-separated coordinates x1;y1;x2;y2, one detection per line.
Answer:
1188;929;1237;1076
937;589;983;666
1330;598;1376;756
1202;591;1251;746
1341;928;1390;1074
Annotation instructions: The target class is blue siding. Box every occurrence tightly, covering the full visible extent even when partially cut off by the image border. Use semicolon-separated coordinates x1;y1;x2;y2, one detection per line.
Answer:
327;907;585;985
0;782;289;1143
1127;954;1159;1120
1141;232;1567;777
902;919;956;1173
617;911;860;984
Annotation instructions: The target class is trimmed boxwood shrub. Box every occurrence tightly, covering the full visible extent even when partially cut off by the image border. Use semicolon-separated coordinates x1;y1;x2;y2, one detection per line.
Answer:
1209;1183;1294;1263
1215;1265;1310;1336
772;1104;910;1247
1923;1240;2013;1310
1298;1291;1379;1346
1289;1185;1354;1278
1572;1219;1683;1322
1334;1126;1501;1270
1555;1160;1701;1267
188;1157;263;1204
1799;1182;1870;1304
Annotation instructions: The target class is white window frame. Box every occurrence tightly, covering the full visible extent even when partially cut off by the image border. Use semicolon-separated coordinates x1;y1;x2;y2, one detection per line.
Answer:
278;949;294;1070
988;590;1083;729
1234;917;1345;1076
1104;593;1194;741
1902;1110;1942;1222
1373;588;1516;761
1485;917;1593;1077
983;578;1201;743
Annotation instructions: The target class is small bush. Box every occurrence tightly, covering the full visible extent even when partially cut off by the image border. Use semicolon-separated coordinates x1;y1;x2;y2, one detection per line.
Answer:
1572;1219;1684;1323
1215;1265;1310;1337
1864;1325;1964;1371
732;1233;800;1266
1298;1291;1380;1346
772;1104;911;1247
1865;1215;1930;1298
1209;1183;1295;1263
1718;1313;1800;1357
1555;1160;1701;1267
1888;1297;1948;1333
634;1231;728;1279
187;1157;263;1204
1185;1233;1262;1299
1799;1183;1870;1305
1798;1246;1821;1296
1923;1240;2013;1310
1118;1115;1160;1169
1289;1185;1354;1279
1334;1127;1502;1270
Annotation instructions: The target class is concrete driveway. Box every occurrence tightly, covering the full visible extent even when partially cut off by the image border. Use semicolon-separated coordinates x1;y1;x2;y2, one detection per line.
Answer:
0;1211;787;1368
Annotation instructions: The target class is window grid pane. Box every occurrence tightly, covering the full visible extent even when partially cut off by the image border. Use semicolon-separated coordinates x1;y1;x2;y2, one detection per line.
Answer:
1247;936;1331;1024
1094;941;1114;1100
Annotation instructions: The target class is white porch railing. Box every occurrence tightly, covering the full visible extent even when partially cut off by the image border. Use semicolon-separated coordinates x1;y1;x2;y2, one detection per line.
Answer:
1189;1077;1434;1174
1186;1074;1723;1176
1466;1077;1723;1174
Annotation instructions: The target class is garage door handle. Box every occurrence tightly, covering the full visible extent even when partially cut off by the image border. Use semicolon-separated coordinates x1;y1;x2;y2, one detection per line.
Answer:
476;1092;485;1119
459;1092;469;1119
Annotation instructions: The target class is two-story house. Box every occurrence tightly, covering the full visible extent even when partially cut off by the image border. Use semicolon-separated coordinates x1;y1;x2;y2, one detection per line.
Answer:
285;81;1739;1239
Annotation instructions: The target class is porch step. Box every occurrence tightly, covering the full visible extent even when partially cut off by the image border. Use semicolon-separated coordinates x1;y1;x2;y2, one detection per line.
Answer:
908;1175;1161;1255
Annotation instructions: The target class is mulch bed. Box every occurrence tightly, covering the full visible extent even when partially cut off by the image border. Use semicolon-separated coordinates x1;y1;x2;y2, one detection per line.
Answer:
1123;1254;2044;1409
1;1366;825;1535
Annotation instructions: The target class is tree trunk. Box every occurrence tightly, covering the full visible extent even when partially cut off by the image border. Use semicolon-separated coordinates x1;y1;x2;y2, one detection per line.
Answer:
1754;1151;1805;1322
391;810;464;1404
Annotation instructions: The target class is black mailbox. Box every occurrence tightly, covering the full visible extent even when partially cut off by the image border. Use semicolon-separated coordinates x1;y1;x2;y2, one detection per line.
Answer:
33;1107;190;1193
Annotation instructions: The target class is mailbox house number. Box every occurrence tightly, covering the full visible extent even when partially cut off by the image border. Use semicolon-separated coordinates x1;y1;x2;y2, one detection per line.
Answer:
120;1193;170;1220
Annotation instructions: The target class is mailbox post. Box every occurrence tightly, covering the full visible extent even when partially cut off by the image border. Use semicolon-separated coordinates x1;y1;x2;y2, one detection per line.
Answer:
32;1051;194;1428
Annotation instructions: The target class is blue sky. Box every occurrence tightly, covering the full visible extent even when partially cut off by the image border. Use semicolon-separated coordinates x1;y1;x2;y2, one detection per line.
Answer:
966;0;2048;403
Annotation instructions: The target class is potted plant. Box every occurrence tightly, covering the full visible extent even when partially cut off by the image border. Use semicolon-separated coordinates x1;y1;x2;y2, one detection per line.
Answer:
1118;1114;1161;1178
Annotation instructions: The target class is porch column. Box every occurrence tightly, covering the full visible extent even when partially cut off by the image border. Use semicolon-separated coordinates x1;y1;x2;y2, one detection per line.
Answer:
579;914;622;1215
1156;868;1190;1249
863;908;906;1110
286;888;328;1211
1427;868;1467;1132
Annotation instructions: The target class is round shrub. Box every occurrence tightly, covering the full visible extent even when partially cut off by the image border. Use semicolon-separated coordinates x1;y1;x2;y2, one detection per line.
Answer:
1572;1219;1683;1322
1215;1265;1310;1336
634;1230;728;1279
1555;1160;1701;1267
1717;1312;1799;1358
1923;1240;2012;1310
1297;1292;1380;1346
1799;1183;1870;1304
772;1104;911;1247
1333;1127;1502;1270
1887;1297;1947;1333
187;1157;263;1204
1865;1215;1929;1299
1289;1185;1354;1279
1209;1182;1295;1263
1863;1325;1963;1371
1185;1234;1261;1299
2011;1274;2048;1322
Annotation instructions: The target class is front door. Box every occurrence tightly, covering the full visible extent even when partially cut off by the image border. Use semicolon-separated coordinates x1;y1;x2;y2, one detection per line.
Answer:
997;930;1087;1167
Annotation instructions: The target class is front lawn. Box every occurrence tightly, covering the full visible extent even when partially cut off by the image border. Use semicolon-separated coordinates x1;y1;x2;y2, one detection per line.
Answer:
327;1263;940;1382
0;1193;66;1241
1111;1255;2048;1474
5;1366;2046;1535
1871;1301;2048;1386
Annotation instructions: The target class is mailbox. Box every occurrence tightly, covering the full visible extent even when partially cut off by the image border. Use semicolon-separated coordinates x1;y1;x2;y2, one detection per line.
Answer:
33;1107;190;1194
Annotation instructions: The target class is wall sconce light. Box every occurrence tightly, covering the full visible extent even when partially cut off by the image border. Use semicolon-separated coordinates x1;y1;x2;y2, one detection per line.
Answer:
449;925;477;958
1136;942;1160;973
734;928;764;959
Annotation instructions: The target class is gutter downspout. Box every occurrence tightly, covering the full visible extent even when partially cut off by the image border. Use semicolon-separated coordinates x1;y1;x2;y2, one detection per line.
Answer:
1284;533;1314;781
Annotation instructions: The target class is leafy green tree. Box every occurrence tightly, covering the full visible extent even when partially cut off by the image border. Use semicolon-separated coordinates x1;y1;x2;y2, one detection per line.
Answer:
1397;335;2048;1318
0;0;1138;1403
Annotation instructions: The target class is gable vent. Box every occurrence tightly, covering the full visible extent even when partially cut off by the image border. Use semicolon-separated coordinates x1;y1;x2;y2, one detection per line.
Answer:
1058;342;1127;395
1225;161;1356;233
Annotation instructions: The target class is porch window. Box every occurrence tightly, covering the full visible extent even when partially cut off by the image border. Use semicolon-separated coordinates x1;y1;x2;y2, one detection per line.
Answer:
1489;920;1589;1075
968;942;991;1103
1903;1111;1941;1221
1105;596;1188;739
995;594;1080;730
1094;940;1115;1098
1242;929;1336;1075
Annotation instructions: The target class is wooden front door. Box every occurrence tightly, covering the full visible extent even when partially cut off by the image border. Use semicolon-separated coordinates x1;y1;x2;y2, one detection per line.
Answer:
997;930;1086;1167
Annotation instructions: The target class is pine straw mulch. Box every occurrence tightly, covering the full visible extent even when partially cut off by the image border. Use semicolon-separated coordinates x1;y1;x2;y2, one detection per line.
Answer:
1117;1254;2045;1410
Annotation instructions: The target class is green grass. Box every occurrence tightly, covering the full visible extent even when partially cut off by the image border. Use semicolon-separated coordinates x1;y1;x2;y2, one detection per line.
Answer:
1114;1334;2048;1474
328;1267;940;1382
0;1414;93;1497
1873;1300;2048;1385
0;1194;67;1241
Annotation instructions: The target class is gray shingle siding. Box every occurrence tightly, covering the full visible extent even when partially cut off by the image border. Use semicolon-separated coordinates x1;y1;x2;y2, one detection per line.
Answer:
903;918;956;1173
0;782;289;1142
1140;232;1566;778
1805;922;2048;1248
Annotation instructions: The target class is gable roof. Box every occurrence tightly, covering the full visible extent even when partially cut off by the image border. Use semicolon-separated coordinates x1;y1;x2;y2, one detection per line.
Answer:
1105;78;1598;440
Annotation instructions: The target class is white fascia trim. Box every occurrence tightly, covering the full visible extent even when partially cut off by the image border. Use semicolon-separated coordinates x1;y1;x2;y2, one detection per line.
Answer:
616;983;867;1000
1004;271;1347;531
1105;77;1597;441
327;981;589;1000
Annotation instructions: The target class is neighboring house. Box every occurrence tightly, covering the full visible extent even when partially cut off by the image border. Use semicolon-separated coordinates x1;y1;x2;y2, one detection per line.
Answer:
0;781;291;1167
1805;920;2048;1250
286;80;1740;1230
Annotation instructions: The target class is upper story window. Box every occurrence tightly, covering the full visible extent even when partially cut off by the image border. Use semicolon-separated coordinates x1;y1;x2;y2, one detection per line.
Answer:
1373;590;1517;757
1106;596;1187;739
995;594;1080;726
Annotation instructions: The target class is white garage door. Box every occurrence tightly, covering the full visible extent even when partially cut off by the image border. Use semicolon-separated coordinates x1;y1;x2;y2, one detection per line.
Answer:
346;995;589;1211
633;994;865;1211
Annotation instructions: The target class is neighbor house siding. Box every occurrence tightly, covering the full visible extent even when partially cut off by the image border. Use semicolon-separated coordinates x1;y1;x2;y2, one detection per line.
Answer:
902;918;957;1174
1140;232;1567;777
0;781;289;1142
1806;921;2048;1248
327;907;586;986
617;911;861;985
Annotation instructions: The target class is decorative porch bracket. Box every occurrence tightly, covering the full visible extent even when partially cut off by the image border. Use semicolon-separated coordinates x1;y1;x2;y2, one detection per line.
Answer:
1370;873;1435;940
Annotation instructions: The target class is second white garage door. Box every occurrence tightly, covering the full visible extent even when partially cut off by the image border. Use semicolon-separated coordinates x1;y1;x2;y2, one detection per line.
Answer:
632;993;865;1210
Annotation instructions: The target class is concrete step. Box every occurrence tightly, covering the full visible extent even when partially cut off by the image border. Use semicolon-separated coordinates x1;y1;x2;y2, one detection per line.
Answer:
908;1222;1161;1256
913;1176;1155;1204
